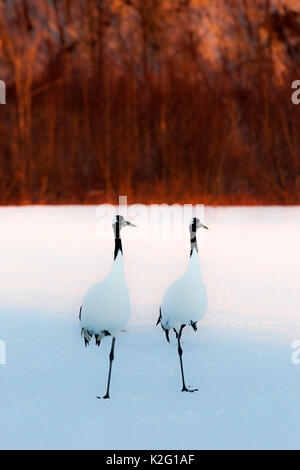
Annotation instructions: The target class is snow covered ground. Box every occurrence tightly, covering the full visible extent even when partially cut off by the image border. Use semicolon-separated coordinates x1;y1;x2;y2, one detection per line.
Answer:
0;205;300;450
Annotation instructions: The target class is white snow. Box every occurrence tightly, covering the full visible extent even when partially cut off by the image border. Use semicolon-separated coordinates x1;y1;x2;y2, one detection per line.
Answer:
0;205;300;450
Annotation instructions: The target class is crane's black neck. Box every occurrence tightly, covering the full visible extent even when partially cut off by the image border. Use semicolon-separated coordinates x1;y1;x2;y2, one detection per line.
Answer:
114;238;123;260
114;220;123;260
189;220;198;257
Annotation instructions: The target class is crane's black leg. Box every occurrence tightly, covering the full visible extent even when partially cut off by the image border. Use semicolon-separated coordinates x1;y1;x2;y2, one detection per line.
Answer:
99;337;116;399
177;326;198;393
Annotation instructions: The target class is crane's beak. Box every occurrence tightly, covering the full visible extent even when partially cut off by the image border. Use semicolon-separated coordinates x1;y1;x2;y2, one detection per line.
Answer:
126;220;137;228
201;223;209;230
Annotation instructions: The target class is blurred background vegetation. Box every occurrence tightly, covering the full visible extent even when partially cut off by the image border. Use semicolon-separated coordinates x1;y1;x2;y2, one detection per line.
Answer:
0;0;300;204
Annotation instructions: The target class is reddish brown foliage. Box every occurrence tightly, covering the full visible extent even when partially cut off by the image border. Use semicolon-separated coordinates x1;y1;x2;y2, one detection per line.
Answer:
0;0;299;205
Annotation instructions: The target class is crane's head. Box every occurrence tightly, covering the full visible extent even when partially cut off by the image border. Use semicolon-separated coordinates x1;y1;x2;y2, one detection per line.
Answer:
113;215;137;232
189;217;209;233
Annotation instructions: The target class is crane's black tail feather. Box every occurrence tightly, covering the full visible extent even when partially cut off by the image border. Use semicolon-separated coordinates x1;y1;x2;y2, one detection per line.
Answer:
164;328;170;343
81;328;110;347
157;308;170;343
81;328;92;347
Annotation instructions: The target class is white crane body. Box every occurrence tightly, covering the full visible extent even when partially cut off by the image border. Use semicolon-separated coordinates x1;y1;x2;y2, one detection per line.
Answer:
79;215;136;399
157;217;209;392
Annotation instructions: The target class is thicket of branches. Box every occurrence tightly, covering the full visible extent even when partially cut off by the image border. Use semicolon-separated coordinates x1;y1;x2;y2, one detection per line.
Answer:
0;0;300;204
